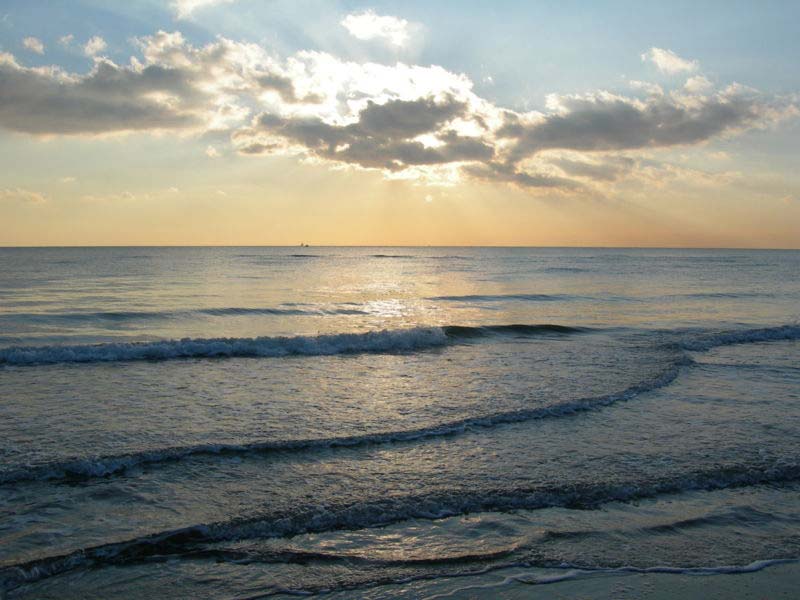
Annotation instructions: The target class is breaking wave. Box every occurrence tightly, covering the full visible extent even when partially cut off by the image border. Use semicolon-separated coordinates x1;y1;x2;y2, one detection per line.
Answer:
679;324;800;351
3;460;799;593
0;324;587;366
0;327;450;366
0;354;683;484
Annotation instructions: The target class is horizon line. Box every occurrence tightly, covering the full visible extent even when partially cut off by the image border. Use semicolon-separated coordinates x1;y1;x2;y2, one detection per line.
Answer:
1;245;798;251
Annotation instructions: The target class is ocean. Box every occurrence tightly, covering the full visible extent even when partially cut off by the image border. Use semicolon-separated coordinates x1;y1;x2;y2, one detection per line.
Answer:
0;246;799;598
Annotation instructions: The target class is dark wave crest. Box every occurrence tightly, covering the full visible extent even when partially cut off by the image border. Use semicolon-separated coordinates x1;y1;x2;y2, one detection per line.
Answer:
3;460;798;593
679;324;800;351
0;354;684;485
0;305;368;324
0;324;589;367
429;293;580;302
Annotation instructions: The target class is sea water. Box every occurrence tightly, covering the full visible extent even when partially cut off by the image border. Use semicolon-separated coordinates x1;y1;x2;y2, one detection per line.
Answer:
0;247;798;598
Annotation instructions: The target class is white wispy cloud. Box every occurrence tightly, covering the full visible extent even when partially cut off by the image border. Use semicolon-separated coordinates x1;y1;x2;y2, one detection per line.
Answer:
81;190;138;203
59;34;74;47
629;80;664;96
641;47;698;74
341;10;411;47
83;36;107;57
205;144;220;157
23;37;45;54
684;75;713;94
0;187;47;203
172;0;236;19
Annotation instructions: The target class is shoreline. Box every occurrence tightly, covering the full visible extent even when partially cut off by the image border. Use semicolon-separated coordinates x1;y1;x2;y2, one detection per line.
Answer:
314;560;800;599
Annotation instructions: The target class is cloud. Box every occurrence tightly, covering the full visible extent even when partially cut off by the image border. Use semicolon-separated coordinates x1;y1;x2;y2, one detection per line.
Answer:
641;47;698;74
59;34;74;47
0;187;47;203
0;32;301;135
23;37;45;55
234;96;494;171
629;80;663;96
341;11;411;47
254;72;322;103
464;161;582;190
81;190;137;203
548;155;636;182
498;87;781;163
83;36;107;57
172;0;236;19
708;151;730;161
0;51;199;134
229;48;501;176
59;176;77;183
684;75;713;94
0;29;797;195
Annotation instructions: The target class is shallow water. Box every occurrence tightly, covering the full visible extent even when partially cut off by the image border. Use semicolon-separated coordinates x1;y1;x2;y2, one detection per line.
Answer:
1;247;799;597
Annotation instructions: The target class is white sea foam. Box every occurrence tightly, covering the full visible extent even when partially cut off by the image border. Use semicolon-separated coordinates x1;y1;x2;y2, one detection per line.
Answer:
3;462;799;593
522;557;800;584
0;323;589;366
422;559;799;599
0;327;450;366
680;324;800;351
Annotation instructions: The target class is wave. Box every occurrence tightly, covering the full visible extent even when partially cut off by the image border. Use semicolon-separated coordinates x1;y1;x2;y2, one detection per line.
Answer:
428;294;581;302
0;324;587;367
680;324;800;351
0;353;680;485
541;267;590;273
668;291;773;300
0;327;448;366
0;306;369;324
431;291;773;303
200;306;365;316
517;559;800;589
3;460;798;593
444;324;587;337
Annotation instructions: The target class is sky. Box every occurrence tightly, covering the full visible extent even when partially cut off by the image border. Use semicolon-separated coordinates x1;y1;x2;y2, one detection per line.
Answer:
1;0;799;247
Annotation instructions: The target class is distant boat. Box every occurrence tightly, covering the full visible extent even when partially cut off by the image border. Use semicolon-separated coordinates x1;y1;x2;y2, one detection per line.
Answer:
299;243;310;247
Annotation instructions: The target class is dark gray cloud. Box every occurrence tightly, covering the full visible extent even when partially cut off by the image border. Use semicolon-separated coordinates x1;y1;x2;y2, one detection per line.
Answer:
0;32;299;135
356;97;466;137
0;56;201;134
237;141;282;154
235;86;792;190
82;60;198;100
256;73;322;104
500;93;763;163
235;96;493;170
